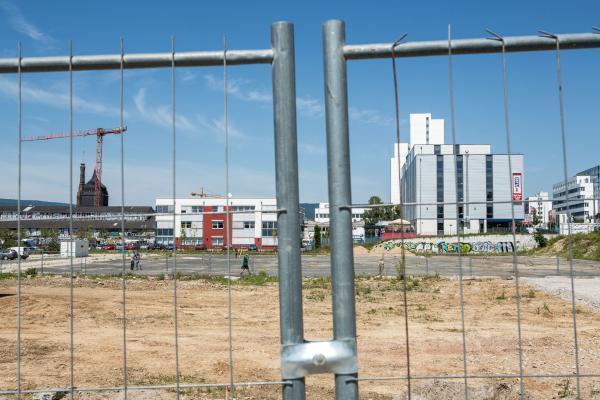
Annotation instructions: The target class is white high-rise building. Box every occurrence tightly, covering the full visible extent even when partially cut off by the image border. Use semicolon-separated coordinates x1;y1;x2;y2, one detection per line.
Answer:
391;113;444;204
391;113;525;236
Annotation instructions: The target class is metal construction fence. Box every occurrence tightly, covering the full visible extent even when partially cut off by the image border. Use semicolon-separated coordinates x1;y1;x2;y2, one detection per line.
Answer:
1;18;600;400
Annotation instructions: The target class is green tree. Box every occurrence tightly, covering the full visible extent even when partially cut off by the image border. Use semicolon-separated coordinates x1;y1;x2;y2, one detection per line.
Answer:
363;195;402;227
532;208;541;226
314;225;321;249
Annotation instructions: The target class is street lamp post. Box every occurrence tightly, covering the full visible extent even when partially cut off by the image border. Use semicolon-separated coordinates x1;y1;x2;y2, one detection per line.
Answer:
465;150;469;234
419;148;422;236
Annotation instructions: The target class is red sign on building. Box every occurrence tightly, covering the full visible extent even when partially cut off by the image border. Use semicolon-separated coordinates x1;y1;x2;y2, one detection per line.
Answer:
512;173;523;201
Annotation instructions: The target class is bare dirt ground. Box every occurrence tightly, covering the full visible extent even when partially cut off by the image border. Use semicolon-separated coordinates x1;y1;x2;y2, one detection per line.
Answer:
0;275;599;399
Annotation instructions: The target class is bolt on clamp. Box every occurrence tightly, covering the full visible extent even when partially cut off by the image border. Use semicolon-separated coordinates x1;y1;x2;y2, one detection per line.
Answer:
280;339;358;379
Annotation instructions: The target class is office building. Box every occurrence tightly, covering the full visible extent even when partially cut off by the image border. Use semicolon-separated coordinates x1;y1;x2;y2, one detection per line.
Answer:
393;113;525;236
553;166;600;223
154;197;278;249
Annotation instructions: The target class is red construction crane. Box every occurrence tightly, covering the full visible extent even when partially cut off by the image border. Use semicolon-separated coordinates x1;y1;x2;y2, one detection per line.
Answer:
22;126;127;206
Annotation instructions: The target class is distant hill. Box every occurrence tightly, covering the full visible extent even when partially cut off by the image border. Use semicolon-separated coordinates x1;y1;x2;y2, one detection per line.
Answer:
0;198;69;207
300;203;319;221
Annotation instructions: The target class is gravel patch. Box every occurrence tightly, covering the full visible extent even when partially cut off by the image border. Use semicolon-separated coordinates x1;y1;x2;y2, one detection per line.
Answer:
522;276;600;312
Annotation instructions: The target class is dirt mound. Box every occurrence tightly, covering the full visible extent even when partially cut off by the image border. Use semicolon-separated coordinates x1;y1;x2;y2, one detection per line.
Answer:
371;242;414;256
353;246;370;256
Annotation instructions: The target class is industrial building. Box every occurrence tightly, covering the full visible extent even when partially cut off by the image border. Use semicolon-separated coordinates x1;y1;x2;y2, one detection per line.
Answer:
0;205;155;238
526;191;552;227
393;113;525;236
77;163;109;207
552;165;600;223
154;197;278;250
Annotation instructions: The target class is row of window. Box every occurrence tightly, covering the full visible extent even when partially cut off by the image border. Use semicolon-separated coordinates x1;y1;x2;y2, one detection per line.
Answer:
315;213;363;219
160;221;272;235
157;205;258;214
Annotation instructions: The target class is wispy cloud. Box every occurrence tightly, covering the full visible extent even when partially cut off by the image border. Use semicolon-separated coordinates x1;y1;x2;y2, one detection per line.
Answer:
349;107;394;127
0;1;57;47
132;87;246;141
203;73;324;117
0;76;121;116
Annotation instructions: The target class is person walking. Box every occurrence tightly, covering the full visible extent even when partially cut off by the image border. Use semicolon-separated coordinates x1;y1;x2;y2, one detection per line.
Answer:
133;250;141;271
378;255;385;278
240;253;250;276
130;253;135;271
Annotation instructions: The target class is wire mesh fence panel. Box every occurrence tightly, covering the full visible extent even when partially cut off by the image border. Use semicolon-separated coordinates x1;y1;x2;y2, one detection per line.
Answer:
1;17;600;400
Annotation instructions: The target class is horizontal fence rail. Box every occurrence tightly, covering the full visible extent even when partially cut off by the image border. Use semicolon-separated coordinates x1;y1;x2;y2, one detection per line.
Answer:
0;49;274;73
343;32;600;60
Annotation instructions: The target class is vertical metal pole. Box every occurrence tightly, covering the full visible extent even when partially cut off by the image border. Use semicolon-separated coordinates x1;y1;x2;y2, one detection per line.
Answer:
272;21;305;400
425;255;429;276
322;20;359;400
468;257;472;277
556;255;560;274
16;40;22;400
41;252;44;275
209;254;212;275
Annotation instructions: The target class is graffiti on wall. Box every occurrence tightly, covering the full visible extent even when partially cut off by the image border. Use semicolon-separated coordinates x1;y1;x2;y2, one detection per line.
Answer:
382;240;514;254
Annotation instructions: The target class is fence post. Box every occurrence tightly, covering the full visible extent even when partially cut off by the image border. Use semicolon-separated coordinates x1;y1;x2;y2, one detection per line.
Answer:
40;252;44;275
323;19;359;400
272;21;305;400
556;255;560;274
425;255;429;276
469;257;473;277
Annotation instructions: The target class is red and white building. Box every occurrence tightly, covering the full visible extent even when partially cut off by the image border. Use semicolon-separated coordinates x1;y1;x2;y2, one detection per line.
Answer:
155;197;277;250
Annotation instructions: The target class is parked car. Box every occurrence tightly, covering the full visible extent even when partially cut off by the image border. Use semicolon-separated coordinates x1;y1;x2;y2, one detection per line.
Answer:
194;244;206;251
101;244;116;251
10;247;30;259
248;244;258;251
126;242;138;250
0;248;18;260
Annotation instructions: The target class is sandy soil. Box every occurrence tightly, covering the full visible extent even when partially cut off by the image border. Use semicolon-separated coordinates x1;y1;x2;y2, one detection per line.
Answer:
0;276;599;399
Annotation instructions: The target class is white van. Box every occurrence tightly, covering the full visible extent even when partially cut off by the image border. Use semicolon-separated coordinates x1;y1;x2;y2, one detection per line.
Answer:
10;247;30;260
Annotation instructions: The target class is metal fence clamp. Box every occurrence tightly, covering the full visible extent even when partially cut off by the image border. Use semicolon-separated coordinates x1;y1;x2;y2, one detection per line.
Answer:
281;339;358;380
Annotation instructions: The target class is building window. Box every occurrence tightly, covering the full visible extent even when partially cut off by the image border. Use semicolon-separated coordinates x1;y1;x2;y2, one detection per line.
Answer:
437;206;444;219
437;222;444;234
181;221;192;229
232;205;255;212
212;220;224;229
486;155;493;203
456;155;464;203
243;221;255;229
212;237;223;246
262;221;277;237
434;144;441;155
436;155;444;219
156;228;174;236
156;205;173;213
486;206;493;219
191;206;202;213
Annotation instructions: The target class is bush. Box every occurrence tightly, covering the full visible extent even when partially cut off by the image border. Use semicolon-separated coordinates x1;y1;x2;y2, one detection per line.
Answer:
45;239;60;252
534;232;548;248
24;267;37;276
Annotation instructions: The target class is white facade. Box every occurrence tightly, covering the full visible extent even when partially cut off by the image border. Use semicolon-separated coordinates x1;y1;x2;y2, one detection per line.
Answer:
553;175;599;223
314;202;366;224
527;191;551;226
391;113;444;204
155;197;277;249
400;144;525;236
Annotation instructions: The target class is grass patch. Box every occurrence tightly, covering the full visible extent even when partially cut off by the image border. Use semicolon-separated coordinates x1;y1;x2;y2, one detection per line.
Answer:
302;276;331;289
211;271;278;286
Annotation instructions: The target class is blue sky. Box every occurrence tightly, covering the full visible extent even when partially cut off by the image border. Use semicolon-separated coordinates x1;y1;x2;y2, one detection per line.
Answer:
0;0;599;205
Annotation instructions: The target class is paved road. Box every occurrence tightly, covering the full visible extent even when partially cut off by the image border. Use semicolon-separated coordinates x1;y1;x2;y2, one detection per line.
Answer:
4;253;599;279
